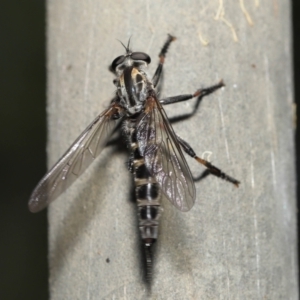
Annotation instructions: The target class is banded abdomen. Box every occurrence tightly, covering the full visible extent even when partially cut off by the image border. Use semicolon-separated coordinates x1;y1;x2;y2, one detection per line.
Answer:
134;160;161;247
124;119;162;247
131;129;161;281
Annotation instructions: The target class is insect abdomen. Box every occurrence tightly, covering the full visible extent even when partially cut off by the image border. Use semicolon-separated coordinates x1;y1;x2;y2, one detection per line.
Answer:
133;150;161;246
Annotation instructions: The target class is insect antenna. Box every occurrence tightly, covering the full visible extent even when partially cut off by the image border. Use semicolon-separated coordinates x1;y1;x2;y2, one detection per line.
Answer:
117;36;132;54
126;36;132;51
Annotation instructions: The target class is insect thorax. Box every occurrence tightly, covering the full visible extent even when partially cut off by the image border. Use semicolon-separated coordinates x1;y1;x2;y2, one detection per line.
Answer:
117;66;152;115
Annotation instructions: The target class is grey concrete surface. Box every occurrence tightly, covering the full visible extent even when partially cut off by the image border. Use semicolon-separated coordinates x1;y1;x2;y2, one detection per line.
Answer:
47;1;297;299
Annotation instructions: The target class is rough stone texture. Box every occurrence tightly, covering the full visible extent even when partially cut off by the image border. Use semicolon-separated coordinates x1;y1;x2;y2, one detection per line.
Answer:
47;1;297;299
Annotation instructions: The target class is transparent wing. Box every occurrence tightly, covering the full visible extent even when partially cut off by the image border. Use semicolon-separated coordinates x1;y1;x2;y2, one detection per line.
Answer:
29;103;124;212
136;96;196;212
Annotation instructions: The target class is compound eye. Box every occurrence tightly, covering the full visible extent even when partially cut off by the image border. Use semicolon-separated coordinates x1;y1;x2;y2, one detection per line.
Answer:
131;52;151;64
111;55;126;71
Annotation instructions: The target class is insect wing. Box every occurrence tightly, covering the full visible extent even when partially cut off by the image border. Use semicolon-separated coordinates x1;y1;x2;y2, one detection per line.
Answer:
28;104;124;213
136;97;196;212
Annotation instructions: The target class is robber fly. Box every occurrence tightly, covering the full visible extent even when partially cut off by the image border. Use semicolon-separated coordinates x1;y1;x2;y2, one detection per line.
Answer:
28;34;240;281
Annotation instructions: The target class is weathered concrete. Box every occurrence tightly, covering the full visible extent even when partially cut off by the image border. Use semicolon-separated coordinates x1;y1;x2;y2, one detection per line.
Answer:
47;1;297;299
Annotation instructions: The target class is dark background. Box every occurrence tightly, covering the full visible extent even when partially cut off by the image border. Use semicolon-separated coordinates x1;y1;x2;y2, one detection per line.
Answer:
0;2;298;299
0;2;47;299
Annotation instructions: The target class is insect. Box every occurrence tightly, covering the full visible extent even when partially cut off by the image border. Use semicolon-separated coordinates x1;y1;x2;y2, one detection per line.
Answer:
28;34;240;281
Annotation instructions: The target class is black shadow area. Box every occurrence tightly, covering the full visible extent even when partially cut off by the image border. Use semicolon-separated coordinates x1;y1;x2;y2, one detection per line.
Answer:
0;1;47;299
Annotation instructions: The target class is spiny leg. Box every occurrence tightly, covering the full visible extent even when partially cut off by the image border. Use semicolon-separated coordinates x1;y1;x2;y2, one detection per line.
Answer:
176;135;240;187
160;80;224;105
152;34;176;87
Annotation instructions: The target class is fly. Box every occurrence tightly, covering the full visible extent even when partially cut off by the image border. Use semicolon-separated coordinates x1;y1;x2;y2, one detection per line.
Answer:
28;34;240;282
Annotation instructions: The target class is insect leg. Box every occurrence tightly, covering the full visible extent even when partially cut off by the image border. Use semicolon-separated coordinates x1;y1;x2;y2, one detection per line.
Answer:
176;135;240;187
152;34;176;87
160;80;224;105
